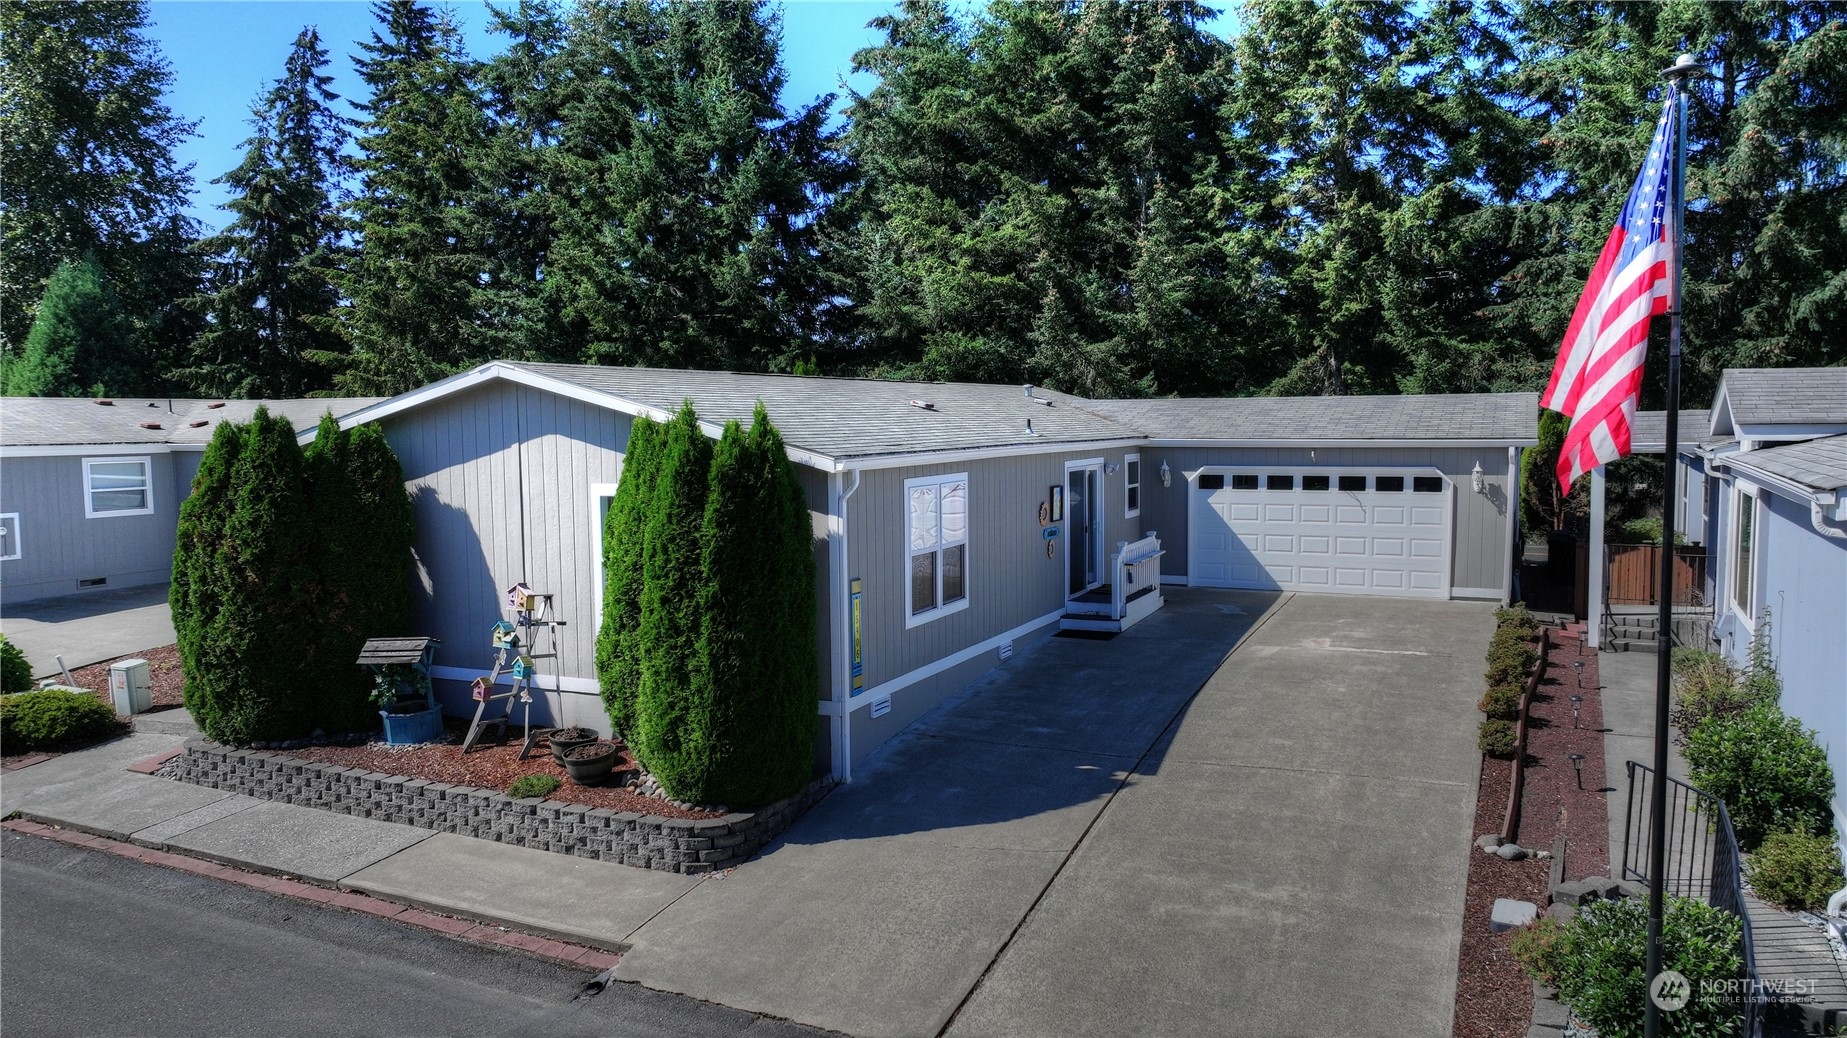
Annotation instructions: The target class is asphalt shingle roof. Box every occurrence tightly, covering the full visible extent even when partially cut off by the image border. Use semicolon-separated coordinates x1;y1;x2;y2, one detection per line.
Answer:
1729;435;1847;493
1;397;382;448
1719;368;1847;427
1076;392;1539;442
511;363;1146;459
1630;410;1713;451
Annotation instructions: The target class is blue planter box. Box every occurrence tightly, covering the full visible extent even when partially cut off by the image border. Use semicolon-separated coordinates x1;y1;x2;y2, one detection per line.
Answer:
380;706;443;745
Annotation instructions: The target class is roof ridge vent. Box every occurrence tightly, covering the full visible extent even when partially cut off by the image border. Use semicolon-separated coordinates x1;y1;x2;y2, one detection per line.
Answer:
909;399;936;411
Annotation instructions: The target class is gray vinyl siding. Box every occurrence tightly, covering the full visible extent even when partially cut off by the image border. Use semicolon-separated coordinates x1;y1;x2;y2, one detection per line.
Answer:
0;452;183;603
1137;446;1515;596
374;381;834;736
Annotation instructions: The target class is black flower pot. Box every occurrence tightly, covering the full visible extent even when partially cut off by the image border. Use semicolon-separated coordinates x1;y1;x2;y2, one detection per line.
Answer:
562;741;618;784
549;726;597;764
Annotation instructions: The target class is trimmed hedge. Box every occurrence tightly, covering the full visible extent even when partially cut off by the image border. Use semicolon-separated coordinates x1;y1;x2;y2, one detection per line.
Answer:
0;634;32;694
1478;683;1523;722
1;688;124;752
1479;719;1517;758
596;416;660;741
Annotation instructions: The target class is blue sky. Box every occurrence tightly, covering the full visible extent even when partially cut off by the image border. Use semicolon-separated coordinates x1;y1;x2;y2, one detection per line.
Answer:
145;1;1235;233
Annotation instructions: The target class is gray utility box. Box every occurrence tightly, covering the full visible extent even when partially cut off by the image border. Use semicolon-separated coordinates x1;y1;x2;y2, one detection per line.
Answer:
109;659;152;715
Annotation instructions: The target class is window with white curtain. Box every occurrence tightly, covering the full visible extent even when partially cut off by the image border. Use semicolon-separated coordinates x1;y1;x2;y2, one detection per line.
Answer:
905;473;968;625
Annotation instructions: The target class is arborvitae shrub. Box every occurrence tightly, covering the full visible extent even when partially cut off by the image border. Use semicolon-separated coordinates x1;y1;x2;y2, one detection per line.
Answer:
596;417;660;741
0;635;33;693
689;405;818;807
173;419;246;739
631;402;713;799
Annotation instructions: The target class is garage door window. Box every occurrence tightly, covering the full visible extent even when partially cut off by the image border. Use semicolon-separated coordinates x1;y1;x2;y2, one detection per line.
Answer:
1228;474;1254;490
1339;476;1367;492
1303;475;1330;491
1375;476;1405;492
1267;475;1293;490
1413;476;1444;493
905;473;969;626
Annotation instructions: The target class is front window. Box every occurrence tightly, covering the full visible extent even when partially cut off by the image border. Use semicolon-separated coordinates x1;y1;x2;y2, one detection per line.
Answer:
906;473;968;625
1731;490;1754;615
83;457;153;517
1124;454;1141;518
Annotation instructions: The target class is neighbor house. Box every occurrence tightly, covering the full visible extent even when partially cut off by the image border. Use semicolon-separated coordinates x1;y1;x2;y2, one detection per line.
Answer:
324;362;1538;780
0;396;380;604
1686;367;1847;838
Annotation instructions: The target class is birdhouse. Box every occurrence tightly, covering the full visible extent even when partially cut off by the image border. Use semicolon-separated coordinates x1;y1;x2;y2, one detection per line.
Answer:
490;620;518;650
507;582;537;612
471;676;494;701
512;655;538;679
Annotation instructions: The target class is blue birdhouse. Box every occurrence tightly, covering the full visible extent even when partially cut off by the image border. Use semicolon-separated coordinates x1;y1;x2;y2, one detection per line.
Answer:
512;655;538;679
490;620;518;650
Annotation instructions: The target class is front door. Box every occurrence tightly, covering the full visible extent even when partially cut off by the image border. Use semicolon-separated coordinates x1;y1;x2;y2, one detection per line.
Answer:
1067;463;1104;597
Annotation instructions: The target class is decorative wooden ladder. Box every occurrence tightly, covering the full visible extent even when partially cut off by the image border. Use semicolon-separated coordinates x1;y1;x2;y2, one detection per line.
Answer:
461;583;566;759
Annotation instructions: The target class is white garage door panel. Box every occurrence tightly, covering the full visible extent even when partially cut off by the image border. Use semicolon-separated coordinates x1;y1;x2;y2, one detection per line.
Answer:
1192;472;1450;599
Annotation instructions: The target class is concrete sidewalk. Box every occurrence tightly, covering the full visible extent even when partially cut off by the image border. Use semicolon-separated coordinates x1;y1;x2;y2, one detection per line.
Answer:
0;582;176;676
6;590;1490;1038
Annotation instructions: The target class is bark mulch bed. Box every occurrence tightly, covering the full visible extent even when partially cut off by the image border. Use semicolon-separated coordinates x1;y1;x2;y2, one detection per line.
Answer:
0;645;182;770
273;721;722;821
1451;622;1610;1038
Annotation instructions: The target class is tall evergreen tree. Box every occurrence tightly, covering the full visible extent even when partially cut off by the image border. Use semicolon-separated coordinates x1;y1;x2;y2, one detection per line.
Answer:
188;27;352;398
335;0;490;394
596;416;661;741
631;402;713;799
691;404;817;806
0;0;200;384
544;0;843;372
2;257;139;397
174;409;319;745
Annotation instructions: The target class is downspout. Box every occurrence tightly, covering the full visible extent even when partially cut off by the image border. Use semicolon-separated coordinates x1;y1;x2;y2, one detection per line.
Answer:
1506;446;1520;606
1809;494;1847;541
830;469;862;783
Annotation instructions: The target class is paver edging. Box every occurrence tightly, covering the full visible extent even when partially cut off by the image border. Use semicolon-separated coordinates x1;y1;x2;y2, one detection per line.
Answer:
163;740;835;875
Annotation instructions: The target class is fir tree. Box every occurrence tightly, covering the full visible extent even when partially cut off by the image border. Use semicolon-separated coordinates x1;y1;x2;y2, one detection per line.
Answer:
631;401;713;798
188;28;352;398
2;257;139;397
596;416;661;741
336;0;490;394
0;0;199;380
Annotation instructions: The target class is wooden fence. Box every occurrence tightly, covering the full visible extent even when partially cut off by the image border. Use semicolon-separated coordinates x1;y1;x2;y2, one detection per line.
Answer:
1605;545;1707;607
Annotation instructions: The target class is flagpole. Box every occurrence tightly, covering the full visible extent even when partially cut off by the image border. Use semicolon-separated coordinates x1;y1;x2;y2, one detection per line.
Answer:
1644;52;1704;1038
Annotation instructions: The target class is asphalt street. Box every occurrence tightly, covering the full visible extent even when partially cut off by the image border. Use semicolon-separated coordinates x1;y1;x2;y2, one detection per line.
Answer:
0;830;830;1038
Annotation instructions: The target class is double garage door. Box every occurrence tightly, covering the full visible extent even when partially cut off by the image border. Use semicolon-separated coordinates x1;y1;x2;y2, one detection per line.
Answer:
1190;468;1451;598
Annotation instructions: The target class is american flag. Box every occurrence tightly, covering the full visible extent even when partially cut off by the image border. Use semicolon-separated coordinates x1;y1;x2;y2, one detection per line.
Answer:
1542;96;1678;495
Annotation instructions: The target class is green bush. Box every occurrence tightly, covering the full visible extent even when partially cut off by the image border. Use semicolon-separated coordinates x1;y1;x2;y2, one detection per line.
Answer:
596;416;660;742
1746;831;1845;911
1527;896;1743;1038
1;689;124;752
1493;603;1539;637
1668;648;1756;741
1508;918;1566;986
1479;719;1517;758
1684;704;1835;849
1477;683;1523;721
632;402;714;799
691;404;818;807
0;634;33;693
1608;517;1685;545
1485;634;1537;687
506;774;561;800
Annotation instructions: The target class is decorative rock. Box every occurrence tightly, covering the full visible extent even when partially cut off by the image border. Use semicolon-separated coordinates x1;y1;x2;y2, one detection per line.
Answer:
1476;833;1503;851
1532;850;1553;860
1545;902;1577;924
1530;992;1570;1029
1496;842;1528;861
1490;898;1539;932
1616;880;1646;900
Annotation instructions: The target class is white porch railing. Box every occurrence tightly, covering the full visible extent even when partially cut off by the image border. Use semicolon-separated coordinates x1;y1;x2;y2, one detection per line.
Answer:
1110;532;1165;622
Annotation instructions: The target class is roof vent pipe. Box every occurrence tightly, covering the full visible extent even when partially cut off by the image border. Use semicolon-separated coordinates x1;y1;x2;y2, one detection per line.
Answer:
1023;384;1034;399
1025;418;1038;436
909;399;936;411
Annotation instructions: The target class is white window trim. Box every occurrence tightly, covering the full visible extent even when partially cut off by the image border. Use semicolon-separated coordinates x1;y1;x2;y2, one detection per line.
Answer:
1729;485;1758;628
82;456;154;518
590;481;619;634
903;472;970;629
1124;453;1141;519
0;512;19;561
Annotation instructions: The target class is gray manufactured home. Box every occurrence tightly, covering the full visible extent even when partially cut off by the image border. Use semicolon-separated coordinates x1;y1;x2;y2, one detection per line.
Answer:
328;362;1537;781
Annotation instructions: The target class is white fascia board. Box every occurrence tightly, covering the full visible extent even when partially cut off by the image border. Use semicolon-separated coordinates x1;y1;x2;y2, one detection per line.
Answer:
0;443;174;459
319;361;841;472
1147;437;1539;449
1718;458;1841;508
834;438;1148;472
1731;422;1847;441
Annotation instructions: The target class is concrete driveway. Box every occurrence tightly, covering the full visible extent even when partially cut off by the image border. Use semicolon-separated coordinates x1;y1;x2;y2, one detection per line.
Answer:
0;582;176;676
614;590;1491;1038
